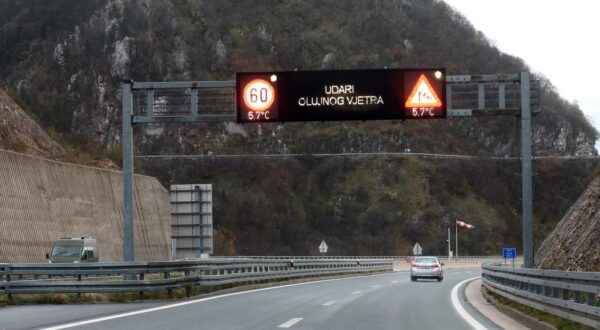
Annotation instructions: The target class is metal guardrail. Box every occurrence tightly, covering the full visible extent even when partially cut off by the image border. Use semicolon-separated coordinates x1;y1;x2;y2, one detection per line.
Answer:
0;258;391;304
220;255;508;260
482;264;600;328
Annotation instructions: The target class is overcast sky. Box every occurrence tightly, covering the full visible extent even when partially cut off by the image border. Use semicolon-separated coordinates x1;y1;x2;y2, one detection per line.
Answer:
443;0;600;146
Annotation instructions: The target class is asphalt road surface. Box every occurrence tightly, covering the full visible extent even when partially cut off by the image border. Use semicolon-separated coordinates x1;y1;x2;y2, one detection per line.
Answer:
1;269;486;330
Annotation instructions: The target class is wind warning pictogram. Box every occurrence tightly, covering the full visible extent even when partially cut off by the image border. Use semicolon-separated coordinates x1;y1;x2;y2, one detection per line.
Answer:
405;74;442;108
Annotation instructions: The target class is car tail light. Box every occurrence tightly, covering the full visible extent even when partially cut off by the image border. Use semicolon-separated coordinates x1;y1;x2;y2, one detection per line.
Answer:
432;264;439;268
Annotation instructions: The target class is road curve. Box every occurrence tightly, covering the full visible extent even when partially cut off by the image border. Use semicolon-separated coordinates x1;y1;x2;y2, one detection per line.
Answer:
2;269;484;330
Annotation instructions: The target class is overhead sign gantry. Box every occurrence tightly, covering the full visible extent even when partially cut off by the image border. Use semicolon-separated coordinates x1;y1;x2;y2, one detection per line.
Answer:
122;69;539;268
236;68;446;123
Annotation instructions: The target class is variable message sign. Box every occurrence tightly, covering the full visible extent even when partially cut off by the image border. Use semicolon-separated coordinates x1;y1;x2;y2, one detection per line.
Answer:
236;68;446;123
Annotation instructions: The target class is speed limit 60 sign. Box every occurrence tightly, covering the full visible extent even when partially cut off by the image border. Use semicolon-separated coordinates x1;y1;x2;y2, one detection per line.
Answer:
236;68;446;123
238;74;278;122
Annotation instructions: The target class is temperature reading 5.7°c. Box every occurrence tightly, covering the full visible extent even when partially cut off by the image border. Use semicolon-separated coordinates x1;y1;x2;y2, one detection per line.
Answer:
404;72;444;118
247;110;271;120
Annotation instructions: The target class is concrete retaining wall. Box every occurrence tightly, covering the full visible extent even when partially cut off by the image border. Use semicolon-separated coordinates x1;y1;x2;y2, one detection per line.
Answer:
0;149;171;262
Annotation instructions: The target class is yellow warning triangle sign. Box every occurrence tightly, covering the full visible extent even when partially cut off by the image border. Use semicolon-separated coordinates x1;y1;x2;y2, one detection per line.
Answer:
405;74;442;107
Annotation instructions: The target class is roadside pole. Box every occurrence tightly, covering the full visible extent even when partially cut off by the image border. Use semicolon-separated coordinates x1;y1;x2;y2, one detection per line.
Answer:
122;80;134;262
521;72;534;268
447;228;452;258
455;222;458;258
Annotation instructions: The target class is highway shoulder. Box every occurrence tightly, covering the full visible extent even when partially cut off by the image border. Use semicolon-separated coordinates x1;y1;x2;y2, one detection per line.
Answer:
464;278;529;330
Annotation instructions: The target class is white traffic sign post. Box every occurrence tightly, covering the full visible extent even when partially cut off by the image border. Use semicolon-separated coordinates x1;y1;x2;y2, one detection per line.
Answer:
447;227;452;259
412;242;422;256
319;240;328;255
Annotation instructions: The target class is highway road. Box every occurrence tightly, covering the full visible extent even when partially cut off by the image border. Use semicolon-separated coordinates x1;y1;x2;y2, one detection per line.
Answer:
1;269;493;330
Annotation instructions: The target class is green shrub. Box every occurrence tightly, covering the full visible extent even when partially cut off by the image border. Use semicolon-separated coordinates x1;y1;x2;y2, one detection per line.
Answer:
229;28;244;45
106;143;123;166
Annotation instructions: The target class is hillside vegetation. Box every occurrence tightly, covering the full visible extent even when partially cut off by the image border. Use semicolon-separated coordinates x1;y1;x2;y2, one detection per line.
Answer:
0;0;598;255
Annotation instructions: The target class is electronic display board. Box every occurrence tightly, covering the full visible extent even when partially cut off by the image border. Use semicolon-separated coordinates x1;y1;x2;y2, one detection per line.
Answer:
236;68;445;123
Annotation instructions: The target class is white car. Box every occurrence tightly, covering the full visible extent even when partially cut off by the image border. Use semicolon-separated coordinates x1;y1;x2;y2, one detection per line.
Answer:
410;256;444;281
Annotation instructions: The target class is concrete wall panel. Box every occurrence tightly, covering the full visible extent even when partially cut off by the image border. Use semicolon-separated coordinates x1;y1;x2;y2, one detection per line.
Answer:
0;149;171;262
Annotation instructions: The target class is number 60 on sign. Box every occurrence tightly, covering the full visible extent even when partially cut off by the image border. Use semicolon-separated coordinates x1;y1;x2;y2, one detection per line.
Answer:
241;77;277;121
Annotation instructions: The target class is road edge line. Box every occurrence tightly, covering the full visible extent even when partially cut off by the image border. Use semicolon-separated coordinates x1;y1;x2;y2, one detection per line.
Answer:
451;276;487;330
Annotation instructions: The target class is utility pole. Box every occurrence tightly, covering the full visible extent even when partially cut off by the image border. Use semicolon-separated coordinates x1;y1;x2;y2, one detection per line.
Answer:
521;72;534;268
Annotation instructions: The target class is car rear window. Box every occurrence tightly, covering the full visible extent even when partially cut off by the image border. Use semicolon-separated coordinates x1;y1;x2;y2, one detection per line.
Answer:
414;257;437;264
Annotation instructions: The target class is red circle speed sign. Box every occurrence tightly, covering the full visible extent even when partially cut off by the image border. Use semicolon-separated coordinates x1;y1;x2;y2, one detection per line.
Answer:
242;79;275;112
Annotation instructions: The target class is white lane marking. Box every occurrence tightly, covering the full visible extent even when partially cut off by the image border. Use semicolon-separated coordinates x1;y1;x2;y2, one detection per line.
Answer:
278;318;303;328
41;272;397;330
351;290;362;295
372;285;382;288
451;276;487;330
322;300;336;306
391;280;398;283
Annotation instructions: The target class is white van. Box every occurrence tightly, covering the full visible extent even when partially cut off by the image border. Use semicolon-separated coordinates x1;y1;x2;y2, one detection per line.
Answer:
46;237;99;263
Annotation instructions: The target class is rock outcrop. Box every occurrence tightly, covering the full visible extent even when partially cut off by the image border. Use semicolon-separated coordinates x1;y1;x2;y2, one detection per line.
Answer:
536;177;600;271
0;89;64;159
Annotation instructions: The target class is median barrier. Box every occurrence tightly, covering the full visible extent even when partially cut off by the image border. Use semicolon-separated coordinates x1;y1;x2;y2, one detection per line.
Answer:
0;258;392;304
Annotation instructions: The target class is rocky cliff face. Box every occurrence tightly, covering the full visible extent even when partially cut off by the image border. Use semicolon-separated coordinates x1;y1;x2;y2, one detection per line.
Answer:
0;89;64;159
536;177;600;271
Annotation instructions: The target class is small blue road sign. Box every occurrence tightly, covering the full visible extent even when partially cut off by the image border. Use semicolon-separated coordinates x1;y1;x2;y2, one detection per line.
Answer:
503;248;517;259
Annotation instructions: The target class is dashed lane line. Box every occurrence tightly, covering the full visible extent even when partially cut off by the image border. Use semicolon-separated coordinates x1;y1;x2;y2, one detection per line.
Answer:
278;318;303;328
